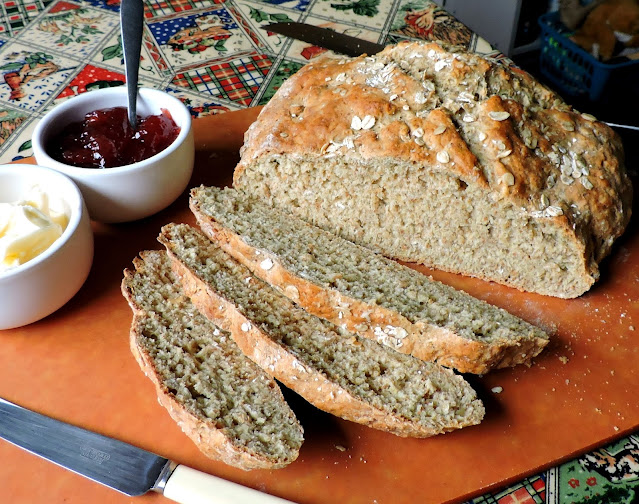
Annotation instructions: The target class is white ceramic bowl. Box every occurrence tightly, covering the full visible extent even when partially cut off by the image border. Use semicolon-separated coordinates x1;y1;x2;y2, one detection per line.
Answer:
0;164;94;330
32;87;194;223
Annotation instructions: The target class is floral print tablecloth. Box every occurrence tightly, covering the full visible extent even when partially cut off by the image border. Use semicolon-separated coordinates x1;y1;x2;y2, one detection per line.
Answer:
0;0;500;162
0;0;638;501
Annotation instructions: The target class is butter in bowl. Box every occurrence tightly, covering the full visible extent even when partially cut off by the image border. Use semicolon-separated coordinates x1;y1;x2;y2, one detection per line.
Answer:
0;164;94;330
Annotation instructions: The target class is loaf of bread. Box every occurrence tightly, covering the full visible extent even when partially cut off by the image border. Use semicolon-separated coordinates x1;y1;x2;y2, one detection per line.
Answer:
233;40;632;298
159;223;485;438
121;250;303;469
190;185;548;374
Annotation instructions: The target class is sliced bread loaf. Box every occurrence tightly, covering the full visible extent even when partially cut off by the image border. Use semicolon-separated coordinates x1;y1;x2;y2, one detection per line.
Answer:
159;223;485;438
189;185;549;374
233;40;632;298
121;250;303;469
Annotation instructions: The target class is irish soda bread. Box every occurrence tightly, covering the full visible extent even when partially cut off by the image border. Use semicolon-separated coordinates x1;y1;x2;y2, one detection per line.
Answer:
159;223;485;438
233;40;632;298
190;185;549;374
121;250;303;469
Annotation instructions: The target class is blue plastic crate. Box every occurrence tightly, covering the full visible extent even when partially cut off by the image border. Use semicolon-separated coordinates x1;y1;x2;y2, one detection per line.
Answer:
538;11;639;101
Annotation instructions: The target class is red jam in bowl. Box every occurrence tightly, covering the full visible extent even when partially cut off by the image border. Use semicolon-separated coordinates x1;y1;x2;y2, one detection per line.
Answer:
48;106;181;168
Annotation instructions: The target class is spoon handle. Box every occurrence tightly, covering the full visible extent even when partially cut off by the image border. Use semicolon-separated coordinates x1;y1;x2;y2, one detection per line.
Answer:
120;0;144;129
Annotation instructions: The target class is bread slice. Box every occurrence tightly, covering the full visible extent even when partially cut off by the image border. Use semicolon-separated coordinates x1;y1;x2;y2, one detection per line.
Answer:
159;223;485;438
189;186;549;374
121;250;303;469
233;41;632;298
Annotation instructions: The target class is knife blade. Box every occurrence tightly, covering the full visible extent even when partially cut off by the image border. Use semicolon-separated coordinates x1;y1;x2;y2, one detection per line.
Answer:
0;397;295;503
265;22;385;57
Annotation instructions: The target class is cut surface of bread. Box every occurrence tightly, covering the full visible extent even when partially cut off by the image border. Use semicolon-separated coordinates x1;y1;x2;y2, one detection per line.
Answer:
189;186;549;374
121;250;303;469
233;41;632;298
159;223;485;438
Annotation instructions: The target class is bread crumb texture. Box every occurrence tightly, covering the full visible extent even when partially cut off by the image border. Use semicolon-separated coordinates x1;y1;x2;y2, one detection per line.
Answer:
190;186;549;374
234;41;632;299
159;223;485;438
121;250;303;469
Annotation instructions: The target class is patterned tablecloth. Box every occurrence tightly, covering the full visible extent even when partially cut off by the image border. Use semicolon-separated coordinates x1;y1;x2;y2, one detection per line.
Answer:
0;0;638;502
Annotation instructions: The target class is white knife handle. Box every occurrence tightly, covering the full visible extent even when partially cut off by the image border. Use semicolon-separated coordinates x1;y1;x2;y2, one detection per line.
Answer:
163;465;297;504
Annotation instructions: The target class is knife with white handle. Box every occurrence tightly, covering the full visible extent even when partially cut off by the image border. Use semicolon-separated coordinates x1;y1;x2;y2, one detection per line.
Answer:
0;397;295;504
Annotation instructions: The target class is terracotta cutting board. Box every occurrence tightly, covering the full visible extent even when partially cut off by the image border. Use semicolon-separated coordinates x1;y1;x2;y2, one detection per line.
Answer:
1;108;637;504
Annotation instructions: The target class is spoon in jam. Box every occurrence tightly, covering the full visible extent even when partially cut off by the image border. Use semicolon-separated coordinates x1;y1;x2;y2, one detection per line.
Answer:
120;0;144;129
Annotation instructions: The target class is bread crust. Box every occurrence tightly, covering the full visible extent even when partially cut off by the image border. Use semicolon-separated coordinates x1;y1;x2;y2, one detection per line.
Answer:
168;254;479;437
159;225;484;438
234;40;632;298
121;251;302;470
190;196;548;374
